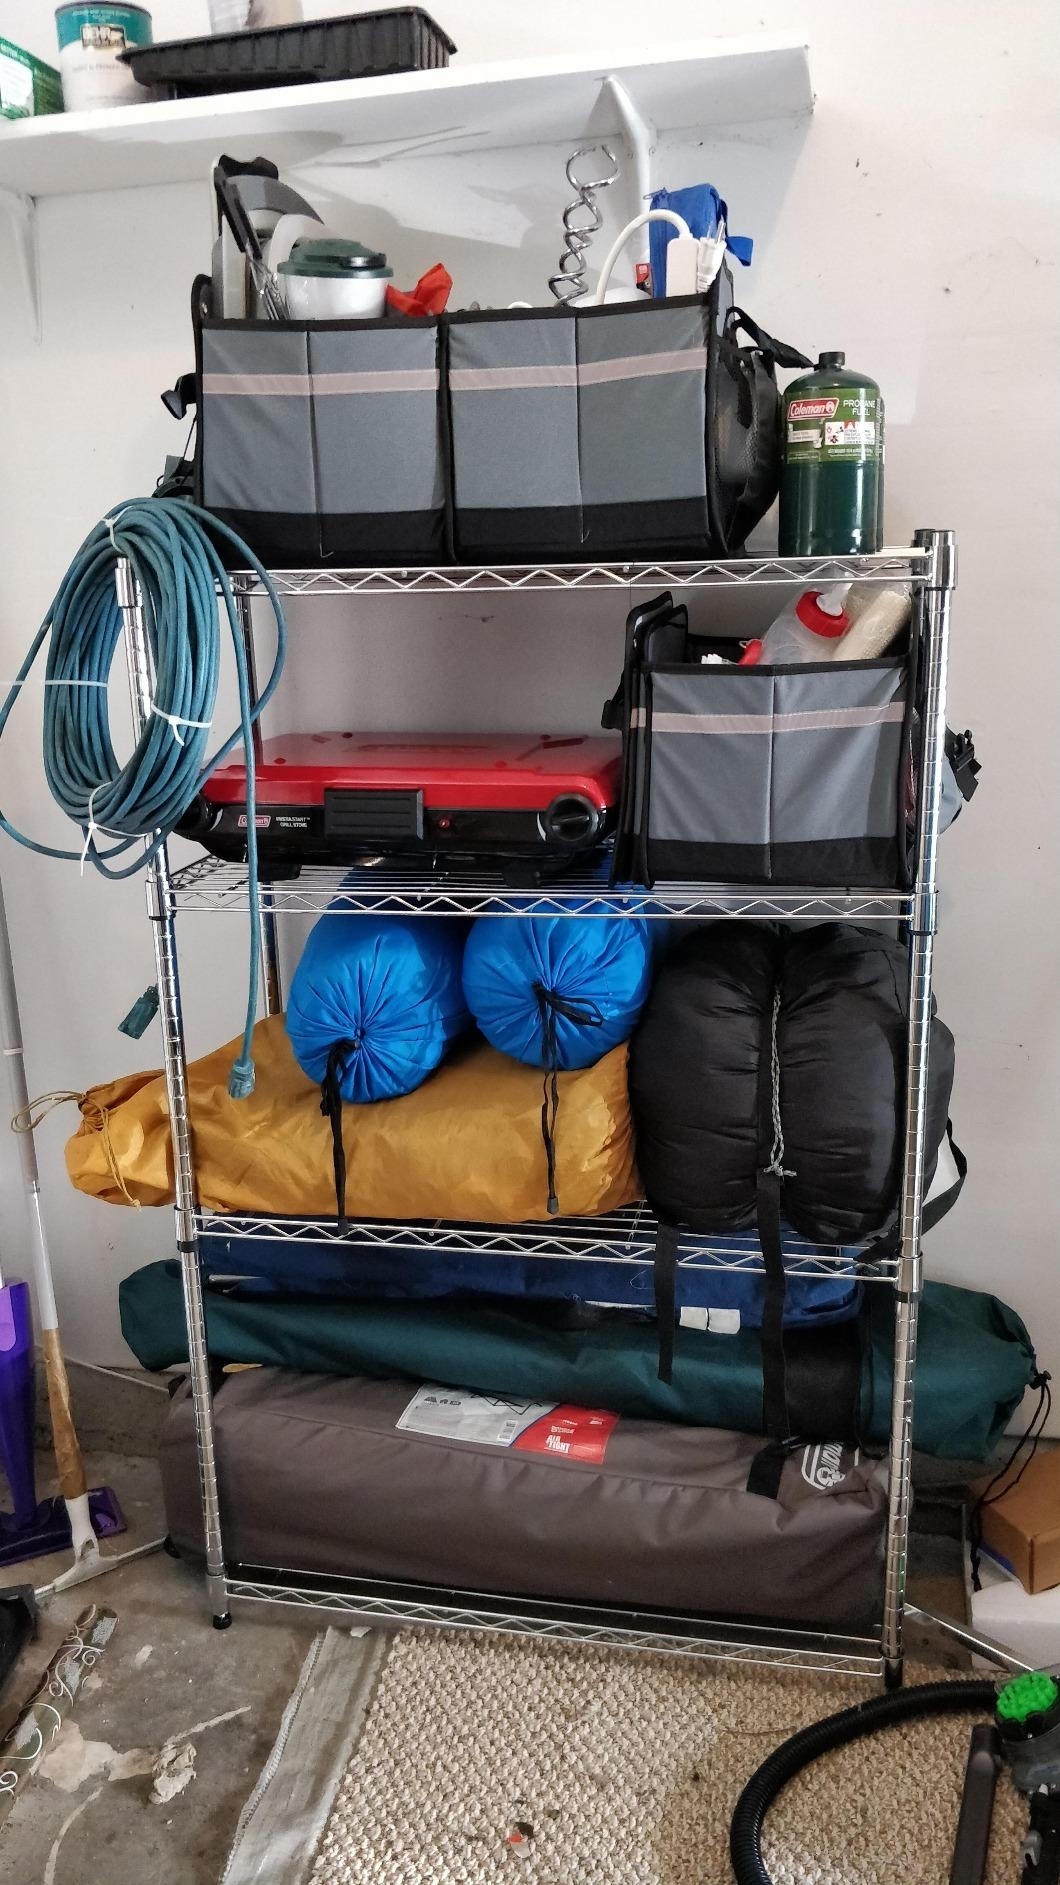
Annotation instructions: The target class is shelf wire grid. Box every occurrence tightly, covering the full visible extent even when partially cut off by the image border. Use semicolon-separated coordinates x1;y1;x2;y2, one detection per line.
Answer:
195;1203;899;1284
224;1571;884;1677
231;549;928;599
168;854;913;923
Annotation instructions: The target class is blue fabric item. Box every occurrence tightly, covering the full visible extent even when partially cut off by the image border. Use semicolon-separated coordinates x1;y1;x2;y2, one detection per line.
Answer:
285;914;471;1103
462;911;656;1071
198;1226;861;1326
648;184;753;298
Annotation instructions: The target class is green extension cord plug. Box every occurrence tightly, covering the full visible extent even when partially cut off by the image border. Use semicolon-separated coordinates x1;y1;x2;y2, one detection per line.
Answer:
118;985;160;1040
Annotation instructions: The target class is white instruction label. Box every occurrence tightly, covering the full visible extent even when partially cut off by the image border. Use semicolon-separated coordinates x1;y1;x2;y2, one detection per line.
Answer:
825;419;876;448
397;1384;556;1447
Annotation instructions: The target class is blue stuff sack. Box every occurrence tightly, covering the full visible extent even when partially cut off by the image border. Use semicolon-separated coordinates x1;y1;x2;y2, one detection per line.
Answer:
462;910;659;1215
462;911;656;1071
286;913;470;1104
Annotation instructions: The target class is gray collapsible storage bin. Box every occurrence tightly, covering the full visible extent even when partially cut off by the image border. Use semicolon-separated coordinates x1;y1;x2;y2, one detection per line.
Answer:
614;650;912;887
447;271;783;564
198;314;446;567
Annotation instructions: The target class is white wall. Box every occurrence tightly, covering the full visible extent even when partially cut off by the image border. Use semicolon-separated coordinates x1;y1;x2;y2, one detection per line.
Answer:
0;1;1057;1403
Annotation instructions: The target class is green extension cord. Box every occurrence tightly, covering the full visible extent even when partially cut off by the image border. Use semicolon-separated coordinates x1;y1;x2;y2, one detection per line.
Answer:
0;497;287;1097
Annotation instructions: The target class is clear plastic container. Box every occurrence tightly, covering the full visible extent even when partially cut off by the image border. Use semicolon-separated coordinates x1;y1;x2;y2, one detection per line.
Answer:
740;584;851;666
208;3;301;31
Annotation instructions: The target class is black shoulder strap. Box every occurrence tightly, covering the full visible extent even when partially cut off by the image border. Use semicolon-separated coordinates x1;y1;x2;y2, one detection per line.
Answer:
727;307;813;372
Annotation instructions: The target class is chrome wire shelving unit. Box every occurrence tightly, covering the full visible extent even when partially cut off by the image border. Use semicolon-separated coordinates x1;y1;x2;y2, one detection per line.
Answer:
118;535;957;1685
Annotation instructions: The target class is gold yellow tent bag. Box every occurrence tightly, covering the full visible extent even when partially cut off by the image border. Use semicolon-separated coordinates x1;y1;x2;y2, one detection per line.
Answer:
65;1015;640;1222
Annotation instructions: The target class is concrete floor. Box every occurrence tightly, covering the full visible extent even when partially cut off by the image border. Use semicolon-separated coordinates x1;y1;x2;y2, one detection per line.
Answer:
0;1446;318;1885
0;1368;976;1884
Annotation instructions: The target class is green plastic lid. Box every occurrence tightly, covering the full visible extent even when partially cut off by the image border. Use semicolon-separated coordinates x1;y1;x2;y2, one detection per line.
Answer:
278;239;392;281
996;1671;1059;1724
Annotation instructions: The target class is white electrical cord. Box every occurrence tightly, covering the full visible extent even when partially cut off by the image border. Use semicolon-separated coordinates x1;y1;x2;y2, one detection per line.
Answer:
592;208;729;303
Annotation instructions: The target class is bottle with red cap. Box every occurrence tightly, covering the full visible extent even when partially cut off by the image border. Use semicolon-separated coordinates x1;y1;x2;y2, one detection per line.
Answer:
739;583;851;666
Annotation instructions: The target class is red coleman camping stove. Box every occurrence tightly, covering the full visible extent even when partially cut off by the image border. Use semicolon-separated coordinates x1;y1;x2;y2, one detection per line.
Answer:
182;733;623;871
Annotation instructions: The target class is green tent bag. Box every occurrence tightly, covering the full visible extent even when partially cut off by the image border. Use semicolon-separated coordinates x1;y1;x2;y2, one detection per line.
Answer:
121;1263;1036;1463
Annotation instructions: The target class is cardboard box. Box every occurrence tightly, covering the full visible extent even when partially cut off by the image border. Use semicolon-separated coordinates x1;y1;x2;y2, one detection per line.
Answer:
0;37;63;120
973;1446;1060;1593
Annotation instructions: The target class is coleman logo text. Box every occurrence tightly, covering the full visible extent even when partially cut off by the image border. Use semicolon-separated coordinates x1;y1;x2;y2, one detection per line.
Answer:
788;398;839;421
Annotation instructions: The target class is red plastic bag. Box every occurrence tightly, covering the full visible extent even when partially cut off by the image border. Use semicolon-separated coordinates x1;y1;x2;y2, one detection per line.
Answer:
386;263;453;318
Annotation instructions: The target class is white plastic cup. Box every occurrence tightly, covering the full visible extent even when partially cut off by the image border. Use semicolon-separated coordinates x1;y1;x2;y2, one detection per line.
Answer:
207;2;303;30
281;274;389;320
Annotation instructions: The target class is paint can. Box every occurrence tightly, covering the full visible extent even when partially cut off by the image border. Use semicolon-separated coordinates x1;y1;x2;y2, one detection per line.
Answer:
55;4;152;111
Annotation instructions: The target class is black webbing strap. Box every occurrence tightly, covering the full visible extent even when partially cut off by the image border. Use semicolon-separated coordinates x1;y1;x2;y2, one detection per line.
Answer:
862;1127;968;1261
533;985;603;1216
746;1435;803;1501
653;1218;680;1384
746;974;800;1497
757;1164;793;1444
320;1038;358;1231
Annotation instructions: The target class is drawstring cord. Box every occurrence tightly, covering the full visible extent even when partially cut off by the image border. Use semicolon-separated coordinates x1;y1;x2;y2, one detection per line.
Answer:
765;987;795;1181
969;1368;1052;1587
320;1039;359;1232
13;1089;140;1208
532;984;603;1215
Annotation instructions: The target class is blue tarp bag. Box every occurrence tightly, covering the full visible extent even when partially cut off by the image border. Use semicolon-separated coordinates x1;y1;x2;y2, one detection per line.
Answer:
648;183;753;299
197;1224;860;1327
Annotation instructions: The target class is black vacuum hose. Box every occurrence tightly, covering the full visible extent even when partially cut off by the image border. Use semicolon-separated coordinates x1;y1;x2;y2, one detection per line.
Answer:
730;1678;998;1884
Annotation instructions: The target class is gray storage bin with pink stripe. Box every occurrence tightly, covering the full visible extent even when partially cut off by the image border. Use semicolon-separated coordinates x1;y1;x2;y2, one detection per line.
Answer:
197;314;446;566
447;273;800;564
607;595;913;887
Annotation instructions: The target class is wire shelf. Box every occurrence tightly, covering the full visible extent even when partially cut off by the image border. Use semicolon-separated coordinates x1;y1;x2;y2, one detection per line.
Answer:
225;1570;885;1677
168;854;913;923
231;549;928;599
195;1203;899;1283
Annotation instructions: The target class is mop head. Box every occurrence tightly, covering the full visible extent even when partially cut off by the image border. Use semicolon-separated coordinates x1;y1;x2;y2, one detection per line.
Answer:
0;1489;125;1570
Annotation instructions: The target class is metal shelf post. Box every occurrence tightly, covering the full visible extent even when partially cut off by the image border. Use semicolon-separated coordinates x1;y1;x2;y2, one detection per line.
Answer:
880;527;956;1685
117;557;231;1627
234;588;283;1017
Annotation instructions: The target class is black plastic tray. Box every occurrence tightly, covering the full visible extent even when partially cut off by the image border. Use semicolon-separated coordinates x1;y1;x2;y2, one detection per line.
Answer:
122;10;456;99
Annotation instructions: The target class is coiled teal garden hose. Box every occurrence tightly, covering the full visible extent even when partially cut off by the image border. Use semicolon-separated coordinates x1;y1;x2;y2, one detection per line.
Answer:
0;497;287;1097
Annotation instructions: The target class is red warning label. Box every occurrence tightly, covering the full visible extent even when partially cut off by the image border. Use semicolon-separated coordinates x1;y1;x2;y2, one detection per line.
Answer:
511;1405;619;1465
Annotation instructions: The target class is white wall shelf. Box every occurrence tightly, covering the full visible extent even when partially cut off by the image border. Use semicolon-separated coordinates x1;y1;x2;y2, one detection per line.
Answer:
0;35;811;341
0;38;811;200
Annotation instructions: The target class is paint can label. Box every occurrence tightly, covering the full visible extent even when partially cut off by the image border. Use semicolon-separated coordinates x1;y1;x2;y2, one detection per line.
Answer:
55;5;151;109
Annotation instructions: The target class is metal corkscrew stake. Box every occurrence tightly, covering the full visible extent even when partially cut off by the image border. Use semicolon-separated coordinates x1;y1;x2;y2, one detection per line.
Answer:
548;144;620;302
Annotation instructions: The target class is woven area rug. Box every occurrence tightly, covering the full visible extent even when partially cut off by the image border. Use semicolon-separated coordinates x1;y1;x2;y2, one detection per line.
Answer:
309;1629;1027;1885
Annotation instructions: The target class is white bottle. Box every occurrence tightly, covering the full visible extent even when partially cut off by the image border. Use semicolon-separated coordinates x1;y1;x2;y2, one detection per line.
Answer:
740;584;852;666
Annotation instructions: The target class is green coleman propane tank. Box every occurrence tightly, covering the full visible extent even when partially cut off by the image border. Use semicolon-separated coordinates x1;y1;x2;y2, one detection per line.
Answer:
779;353;884;555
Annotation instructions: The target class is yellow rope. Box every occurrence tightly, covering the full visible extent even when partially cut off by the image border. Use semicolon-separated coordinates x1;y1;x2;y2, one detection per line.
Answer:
13;1089;141;1209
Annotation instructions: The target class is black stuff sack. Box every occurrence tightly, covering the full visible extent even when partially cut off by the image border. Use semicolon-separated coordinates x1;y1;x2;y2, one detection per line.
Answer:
628;923;961;1447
